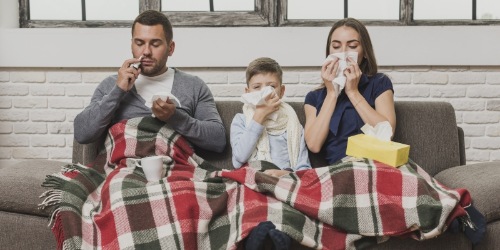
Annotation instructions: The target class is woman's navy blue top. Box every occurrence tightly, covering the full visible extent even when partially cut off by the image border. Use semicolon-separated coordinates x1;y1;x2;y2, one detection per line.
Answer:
304;73;394;164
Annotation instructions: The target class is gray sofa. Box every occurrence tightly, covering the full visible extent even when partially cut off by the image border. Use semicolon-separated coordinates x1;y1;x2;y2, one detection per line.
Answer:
1;101;498;249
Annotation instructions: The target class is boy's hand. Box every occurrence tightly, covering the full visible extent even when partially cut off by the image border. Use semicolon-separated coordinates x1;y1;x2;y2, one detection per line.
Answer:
253;91;281;124
264;169;291;177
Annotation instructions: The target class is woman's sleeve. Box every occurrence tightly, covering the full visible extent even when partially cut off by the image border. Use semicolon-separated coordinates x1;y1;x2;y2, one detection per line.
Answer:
374;74;394;99
304;90;318;107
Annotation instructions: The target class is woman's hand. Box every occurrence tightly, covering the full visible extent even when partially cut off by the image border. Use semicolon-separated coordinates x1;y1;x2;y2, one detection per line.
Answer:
264;169;291;178
321;58;339;96
343;57;362;96
253;91;281;124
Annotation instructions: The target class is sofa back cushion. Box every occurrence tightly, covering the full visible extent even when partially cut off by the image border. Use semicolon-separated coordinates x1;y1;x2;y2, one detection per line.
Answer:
195;101;330;170
392;101;461;176
74;101;462;176
197;101;462;175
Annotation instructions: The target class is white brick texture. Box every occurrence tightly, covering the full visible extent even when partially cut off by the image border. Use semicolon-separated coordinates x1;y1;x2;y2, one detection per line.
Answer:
486;100;500;111
0;99;12;108
66;85;98;97
227;71;246;84
31;135;66;147
13;97;48;109
299;72;322;85
0;85;29;96
10;71;45;83
449;73;486;85
486;73;500;84
0;71;9;82
49;98;84;109
13;123;48;134
412;72;448;84
31;85;65;96
0;66;499;165
47;72;82;83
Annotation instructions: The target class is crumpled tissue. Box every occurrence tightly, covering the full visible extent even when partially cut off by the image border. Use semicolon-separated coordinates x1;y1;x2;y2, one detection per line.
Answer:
324;51;358;96
149;92;181;108
149;92;182;118
345;121;410;167
240;86;279;121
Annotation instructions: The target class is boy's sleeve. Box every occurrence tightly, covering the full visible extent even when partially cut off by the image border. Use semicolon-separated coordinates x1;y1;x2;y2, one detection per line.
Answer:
294;128;312;171
230;114;264;169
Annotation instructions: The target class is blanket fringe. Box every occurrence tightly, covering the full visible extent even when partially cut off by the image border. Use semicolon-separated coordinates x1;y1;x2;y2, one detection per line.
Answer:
39;190;62;210
38;164;83;226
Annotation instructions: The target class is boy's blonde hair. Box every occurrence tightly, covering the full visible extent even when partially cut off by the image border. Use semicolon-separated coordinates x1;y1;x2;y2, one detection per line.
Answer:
246;57;283;86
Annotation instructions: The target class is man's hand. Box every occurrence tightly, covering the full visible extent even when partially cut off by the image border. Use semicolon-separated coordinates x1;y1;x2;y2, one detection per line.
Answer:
152;97;176;122
116;58;142;92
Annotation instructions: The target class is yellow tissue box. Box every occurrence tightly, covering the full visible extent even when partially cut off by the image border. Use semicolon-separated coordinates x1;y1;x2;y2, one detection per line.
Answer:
345;134;410;167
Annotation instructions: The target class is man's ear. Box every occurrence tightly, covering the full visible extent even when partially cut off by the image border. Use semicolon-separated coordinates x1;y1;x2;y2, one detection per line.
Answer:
168;41;175;56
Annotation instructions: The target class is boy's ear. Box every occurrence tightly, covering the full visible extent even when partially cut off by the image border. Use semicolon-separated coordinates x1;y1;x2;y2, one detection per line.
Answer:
279;84;286;98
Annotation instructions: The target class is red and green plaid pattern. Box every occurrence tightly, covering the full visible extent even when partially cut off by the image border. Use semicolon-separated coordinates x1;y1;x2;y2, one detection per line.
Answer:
40;117;471;250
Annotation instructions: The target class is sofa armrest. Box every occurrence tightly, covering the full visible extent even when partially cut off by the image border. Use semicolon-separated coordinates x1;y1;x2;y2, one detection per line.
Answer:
458;126;466;165
72;139;100;165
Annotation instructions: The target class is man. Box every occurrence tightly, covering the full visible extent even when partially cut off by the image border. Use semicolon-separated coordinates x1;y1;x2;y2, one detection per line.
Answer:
74;10;226;153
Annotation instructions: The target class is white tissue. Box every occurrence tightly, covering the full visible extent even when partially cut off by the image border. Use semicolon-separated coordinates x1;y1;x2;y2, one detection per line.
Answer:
149;92;181;118
360;121;393;142
240;86;278;121
150;92;181;108
324;51;358;94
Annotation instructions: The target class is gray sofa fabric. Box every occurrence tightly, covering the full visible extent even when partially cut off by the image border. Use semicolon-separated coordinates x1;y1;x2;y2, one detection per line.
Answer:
435;162;500;224
1;101;498;249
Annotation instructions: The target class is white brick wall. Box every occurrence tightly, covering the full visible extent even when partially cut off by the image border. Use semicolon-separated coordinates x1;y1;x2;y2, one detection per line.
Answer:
0;66;499;167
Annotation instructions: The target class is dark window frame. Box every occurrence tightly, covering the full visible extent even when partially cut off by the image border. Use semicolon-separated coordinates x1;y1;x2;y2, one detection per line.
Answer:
19;0;500;28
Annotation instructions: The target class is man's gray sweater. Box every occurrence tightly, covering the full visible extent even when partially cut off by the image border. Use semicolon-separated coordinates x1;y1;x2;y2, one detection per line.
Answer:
74;69;226;153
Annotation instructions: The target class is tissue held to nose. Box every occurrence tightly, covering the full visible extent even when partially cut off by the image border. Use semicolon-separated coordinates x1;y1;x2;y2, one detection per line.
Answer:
324;51;358;90
240;86;277;107
240;86;279;121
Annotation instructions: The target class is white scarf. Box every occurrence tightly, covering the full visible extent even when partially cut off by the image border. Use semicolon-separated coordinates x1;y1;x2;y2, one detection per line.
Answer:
243;102;302;169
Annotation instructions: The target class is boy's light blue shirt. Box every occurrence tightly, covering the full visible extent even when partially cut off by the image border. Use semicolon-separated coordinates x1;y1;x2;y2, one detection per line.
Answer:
230;113;311;171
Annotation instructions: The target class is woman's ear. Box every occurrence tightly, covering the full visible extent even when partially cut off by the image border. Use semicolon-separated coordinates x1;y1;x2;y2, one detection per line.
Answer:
245;86;250;93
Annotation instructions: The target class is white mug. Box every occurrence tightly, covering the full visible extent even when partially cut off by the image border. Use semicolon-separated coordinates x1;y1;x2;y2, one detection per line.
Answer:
136;156;164;181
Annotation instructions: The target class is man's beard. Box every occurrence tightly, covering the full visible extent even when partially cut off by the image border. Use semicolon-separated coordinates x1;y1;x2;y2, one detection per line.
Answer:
141;61;166;77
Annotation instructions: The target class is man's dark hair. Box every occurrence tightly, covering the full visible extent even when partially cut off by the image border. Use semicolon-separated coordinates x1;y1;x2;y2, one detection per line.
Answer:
132;10;173;42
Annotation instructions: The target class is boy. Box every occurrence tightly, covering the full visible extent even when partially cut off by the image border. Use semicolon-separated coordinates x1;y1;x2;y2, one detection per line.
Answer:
230;57;311;177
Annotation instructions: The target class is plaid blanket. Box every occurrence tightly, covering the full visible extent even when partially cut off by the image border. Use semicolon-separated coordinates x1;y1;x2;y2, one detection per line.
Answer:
40;117;472;250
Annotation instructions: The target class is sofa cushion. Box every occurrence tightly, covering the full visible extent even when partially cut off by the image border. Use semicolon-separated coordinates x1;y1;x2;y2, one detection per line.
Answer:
393;102;461;176
435;162;500;223
0;160;64;217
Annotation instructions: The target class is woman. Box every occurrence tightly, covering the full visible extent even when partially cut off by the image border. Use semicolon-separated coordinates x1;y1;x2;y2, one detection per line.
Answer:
303;18;485;246
304;17;395;164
